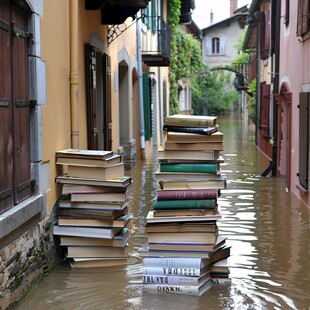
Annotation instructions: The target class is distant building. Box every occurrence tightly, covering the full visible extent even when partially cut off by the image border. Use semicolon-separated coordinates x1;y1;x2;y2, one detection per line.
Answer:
201;1;248;68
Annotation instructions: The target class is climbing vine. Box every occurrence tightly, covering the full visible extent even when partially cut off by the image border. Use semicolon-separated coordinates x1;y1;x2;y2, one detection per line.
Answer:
168;0;203;114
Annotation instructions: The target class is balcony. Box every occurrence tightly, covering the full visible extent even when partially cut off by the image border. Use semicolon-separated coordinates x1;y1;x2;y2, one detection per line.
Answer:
142;17;171;67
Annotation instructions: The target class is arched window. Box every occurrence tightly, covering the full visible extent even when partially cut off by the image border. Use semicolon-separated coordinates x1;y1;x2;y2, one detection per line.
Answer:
212;37;220;54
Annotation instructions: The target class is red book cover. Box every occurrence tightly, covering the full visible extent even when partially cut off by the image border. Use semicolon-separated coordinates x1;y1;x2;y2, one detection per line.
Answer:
156;189;220;200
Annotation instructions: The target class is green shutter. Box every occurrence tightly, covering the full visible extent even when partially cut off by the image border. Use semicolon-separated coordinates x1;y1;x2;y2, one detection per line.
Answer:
151;0;156;33
143;73;151;141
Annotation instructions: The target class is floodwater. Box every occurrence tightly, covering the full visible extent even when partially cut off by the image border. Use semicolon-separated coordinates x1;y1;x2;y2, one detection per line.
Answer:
14;113;310;310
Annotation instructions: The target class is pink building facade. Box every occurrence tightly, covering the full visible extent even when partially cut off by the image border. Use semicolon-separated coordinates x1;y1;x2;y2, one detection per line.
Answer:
277;0;310;206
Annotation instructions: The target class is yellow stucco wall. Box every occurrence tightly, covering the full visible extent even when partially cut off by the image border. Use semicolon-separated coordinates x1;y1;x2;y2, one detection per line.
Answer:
40;1;142;213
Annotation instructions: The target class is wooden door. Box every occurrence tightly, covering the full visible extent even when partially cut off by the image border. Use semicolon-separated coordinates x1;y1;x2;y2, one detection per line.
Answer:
103;53;112;151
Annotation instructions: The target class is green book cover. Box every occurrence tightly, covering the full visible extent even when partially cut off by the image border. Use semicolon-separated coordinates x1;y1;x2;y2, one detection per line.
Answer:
153;199;217;210
160;162;218;174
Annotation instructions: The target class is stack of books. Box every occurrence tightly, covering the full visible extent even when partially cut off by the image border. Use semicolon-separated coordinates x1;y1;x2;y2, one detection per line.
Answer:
139;114;231;295
52;149;133;269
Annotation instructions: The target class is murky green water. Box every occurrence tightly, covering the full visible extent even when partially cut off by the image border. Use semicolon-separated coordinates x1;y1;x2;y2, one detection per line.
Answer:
14;114;310;310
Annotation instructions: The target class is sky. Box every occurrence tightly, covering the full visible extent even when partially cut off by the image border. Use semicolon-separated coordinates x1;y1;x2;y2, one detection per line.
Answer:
192;0;251;29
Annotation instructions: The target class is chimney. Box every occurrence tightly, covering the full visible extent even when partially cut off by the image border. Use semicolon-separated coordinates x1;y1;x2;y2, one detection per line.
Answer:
230;0;238;16
210;9;214;25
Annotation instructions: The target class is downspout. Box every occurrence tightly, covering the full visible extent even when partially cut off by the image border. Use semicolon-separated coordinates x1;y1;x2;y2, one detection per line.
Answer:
136;12;146;158
69;0;80;148
271;0;281;176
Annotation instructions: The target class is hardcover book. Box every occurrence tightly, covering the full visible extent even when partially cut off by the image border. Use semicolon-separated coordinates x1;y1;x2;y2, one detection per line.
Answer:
158;177;227;191
165;115;217;127
56;149;113;160
157;149;214;161
58;212;133;228
58;207;128;221
146;210;222;223
144;221;218;233
66;244;129;258
152;198;217;210
147;231;218;245
70;190;130;203
143;278;213;296
70;257;128;269
148;236;226;252
61;184;127;195
159;162;219;174
60;228;129;247
164;141;223;152
155;171;221;182
163;125;218;135
56;153;121;167
52;224;123;239
156;189;219;201
166;131;223;143
152;209;220;217
67;163;125;180
143;271;211;286
55;175;132;188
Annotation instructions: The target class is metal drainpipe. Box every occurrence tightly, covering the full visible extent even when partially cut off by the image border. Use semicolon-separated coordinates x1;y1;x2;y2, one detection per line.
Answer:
136;12;146;158
69;0;80;149
271;0;281;176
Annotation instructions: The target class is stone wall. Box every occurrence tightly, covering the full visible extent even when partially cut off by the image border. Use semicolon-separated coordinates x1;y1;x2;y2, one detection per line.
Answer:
0;219;57;310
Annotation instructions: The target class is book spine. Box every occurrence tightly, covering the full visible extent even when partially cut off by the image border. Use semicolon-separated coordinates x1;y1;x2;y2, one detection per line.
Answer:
143;257;203;268
211;277;231;285
163;125;218;135
159;163;218;174
153;199;217;210
143;267;202;276
156;189;219;200
143;274;200;286
143;283;200;295
165;117;215;127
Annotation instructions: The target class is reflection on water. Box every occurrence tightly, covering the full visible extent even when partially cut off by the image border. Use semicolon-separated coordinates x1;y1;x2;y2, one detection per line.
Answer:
15;114;310;310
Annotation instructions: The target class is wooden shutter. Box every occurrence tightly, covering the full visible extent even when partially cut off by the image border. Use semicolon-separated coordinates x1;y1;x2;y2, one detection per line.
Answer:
0;0;13;213
85;44;98;150
260;83;270;136
11;3;32;204
297;0;310;36
299;93;309;190
103;53;112;151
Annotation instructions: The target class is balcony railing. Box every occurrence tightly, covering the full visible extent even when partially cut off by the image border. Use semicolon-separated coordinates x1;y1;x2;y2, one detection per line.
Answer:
142;17;171;67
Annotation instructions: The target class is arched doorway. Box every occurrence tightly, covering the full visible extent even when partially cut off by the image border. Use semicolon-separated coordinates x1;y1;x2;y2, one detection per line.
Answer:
276;84;292;190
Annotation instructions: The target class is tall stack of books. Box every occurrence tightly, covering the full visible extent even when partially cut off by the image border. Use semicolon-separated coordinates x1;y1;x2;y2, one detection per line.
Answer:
52;149;132;269
139;114;231;295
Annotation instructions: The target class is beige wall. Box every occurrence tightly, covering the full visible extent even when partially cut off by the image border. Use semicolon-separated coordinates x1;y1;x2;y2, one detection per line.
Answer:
40;1;142;213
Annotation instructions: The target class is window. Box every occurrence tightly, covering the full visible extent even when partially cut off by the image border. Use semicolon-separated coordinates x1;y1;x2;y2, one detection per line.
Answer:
297;0;310;37
212;37;220;54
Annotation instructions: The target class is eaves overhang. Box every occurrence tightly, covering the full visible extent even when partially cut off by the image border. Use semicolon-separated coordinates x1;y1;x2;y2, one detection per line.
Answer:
85;0;150;25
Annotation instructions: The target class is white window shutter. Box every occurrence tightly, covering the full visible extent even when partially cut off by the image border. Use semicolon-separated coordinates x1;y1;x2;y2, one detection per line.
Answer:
220;37;226;55
206;37;212;56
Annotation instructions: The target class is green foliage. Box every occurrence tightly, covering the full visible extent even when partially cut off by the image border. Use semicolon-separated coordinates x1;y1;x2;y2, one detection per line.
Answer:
168;0;203;114
247;79;256;120
233;26;248;51
192;66;238;115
